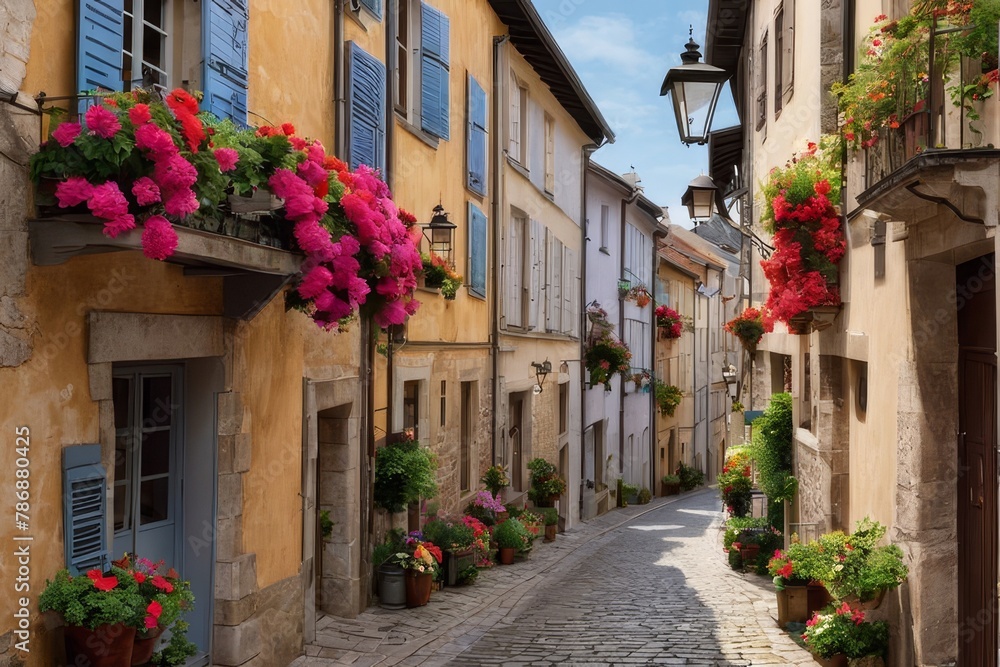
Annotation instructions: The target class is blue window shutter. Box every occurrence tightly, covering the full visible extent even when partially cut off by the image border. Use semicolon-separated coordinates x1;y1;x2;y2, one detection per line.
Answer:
467;76;487;195
77;0;125;93
360;0;382;19
468;203;487;298
62;444;108;574
203;0;249;125
420;2;450;140
348;42;386;171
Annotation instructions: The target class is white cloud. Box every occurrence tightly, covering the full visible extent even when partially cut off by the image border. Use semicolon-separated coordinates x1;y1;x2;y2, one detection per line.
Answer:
552;15;658;72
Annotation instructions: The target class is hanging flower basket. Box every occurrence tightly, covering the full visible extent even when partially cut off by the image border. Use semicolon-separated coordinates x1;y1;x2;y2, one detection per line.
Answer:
786;305;841;335
655;305;683;339
626;285;651;307
725;307;766;351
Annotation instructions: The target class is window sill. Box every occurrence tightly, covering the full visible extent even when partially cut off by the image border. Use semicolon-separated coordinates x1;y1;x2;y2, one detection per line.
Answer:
395;113;440;150
505;154;530;180
599;247;610;256
466;183;487;199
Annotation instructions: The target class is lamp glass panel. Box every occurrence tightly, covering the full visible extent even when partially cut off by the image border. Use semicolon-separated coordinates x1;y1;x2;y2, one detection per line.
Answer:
675;80;722;142
691;189;715;219
430;226;452;246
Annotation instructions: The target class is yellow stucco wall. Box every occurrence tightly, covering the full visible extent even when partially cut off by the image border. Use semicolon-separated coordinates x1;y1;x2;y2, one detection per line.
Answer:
238;297;306;589
0;253;221;666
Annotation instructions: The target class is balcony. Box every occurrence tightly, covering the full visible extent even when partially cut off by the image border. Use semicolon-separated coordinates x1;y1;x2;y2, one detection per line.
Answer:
854;51;1000;228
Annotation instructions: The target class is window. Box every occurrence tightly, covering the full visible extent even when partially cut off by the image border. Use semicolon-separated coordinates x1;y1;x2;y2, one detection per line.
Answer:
403;380;420;440
467;203;488;298
460;381;474;491
774;7;784;116
624;223;651;288
559;382;568;435
756;31;768;131
358;0;382;19
544;114;555;193
440;380;446;427
600;204;610;252
781;0;795;106
347;42;387;170
509;74;528;164
123;0;169;90
546;235;564;333
393;1;451;141
562;245;578;337
77;0;248;123
625;318;649;370
504;214;527;328
467;76;488;195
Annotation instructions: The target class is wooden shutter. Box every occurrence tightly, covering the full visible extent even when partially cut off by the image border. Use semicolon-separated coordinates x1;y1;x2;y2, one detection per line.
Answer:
755;31;767;131
62;444;108;574
509;74;521;161
468;203;487;298
77;0;125;93
420;2;450;140
563;246;577;336
505;217;524;327
546;236;563;332
528;220;545;331
348;42;387;170
203;0;249;124
782;0;795;104
360;0;382;18
467;75;488;195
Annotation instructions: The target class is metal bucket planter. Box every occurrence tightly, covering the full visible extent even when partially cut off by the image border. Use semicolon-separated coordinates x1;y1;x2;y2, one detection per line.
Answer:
378;564;407;610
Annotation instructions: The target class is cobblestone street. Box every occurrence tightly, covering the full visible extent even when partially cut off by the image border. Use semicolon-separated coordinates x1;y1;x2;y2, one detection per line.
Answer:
292;490;814;666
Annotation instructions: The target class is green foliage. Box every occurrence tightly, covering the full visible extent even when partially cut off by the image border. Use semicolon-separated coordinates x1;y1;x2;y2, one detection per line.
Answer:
653;379;684;417
824;518;909;601
541;508;558;526
753;531;785;575
373;441;438;513
620;482;639;502
661;474;680;485
422;518;475;552
728;548;744;571
493;518;531;551
637;488;652;505
526;458;567;504
723;516;769;552
676;462;704;491
585;335;632;390
319;510;334;540
456;565;479;585
480;465;510;496
39;568;145;629
150;620;198;666
803;606;889;659
719;448;754;518
760;138;843;231
750;393;795;521
768;541;837;585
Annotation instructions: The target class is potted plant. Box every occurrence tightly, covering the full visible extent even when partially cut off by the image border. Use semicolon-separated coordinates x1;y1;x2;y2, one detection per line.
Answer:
725;307;765;352
653;379;683;417
373;437;438;514
584;335;632;391
109;555;195;666
619;482;640;507
39;567;145;666
719;448;753;518
526;458;567;507
802;603;889;667
461;515;493;567
480;464;510;500
676;462;704;491
391;537;443;607
519;510;543;538
465;490;507;526
768;542;837;628
661;474;681;496
373;529;407;609
759;138;845;334
822;518;908;609
493;518;530;564
637;487;652;505
655;305;683;339
422;518;477;587
542;508;558;542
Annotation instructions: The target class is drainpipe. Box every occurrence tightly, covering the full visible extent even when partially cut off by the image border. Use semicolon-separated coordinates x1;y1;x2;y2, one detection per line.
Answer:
490;34;509;467
651;227;669;491
333;0;345;157
580;142;599;518
618;197;628;481
384;0;398;440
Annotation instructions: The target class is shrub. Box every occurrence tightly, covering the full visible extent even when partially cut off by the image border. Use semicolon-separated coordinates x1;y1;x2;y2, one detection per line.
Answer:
750;393;795;531
526;458;566;505
661;474;680;485
719;448;754;518
823;518;909;601
637;487;652;505
456;565;479;585
803;604;889;659
480;465;510;497
493;518;531;552
676;462;704;491
542;508;558;526
728;548;743;571
422;519;475;552
373;440;438;513
723;516;769;552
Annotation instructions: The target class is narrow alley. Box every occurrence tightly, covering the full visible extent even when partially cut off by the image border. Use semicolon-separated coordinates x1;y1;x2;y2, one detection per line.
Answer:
294;491;813;666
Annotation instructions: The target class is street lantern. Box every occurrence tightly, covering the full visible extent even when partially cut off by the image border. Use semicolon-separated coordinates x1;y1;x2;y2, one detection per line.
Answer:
422;204;457;262
681;174;729;221
659;33;729;146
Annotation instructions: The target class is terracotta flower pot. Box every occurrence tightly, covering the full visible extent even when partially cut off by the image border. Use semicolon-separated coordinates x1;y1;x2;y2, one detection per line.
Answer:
131;625;164;665
64;623;136;667
807;582;833;616
404;570;433;608
842;588;886;610
812;653;848;667
739;544;760;568
498;547;517;564
544;524;557;542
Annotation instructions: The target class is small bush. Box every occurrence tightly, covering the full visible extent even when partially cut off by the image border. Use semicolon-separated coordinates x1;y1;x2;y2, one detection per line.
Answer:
637;487;652;504
677;462;705;491
728;548;743;570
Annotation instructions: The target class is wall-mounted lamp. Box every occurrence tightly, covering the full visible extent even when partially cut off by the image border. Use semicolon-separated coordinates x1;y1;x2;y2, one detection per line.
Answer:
722;363;738;392
531;360;552;393
659;28;729;146
681;174;729;222
421;203;457;263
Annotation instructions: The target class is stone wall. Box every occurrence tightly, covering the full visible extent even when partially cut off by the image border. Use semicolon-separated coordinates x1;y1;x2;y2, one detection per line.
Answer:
815;355;849;530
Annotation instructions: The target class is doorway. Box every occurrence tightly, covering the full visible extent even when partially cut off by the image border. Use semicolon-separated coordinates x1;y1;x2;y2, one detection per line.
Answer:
957;254;997;665
509;392;528;492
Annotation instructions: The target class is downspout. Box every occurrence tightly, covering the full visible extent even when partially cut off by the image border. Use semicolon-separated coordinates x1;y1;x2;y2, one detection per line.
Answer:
580;142;600;518
333;0;346;157
618;197;627;480
385;0;398;441
651;228;669;492
491;34;509;466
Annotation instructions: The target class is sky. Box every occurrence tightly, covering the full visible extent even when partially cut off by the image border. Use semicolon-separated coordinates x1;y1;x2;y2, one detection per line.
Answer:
532;0;740;229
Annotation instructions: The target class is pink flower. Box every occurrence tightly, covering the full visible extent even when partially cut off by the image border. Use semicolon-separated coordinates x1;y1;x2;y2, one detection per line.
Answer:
55;176;94;208
52;122;81;147
151;575;174;593
132;177;161;206
103;214;136;239
298;266;334;299
135;123;178;159
85;105;121;139
88;181;129;220
141;215;178;260
214;147;239;172
164;191;199;218
128;103;152;126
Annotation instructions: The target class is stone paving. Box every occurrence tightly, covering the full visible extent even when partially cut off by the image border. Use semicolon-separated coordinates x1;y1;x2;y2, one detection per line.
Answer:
289;489;815;666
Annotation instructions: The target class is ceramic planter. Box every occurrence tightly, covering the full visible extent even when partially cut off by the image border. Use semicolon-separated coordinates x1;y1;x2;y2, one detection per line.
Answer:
64;623;136;667
498;547;517;564
404;570;433;608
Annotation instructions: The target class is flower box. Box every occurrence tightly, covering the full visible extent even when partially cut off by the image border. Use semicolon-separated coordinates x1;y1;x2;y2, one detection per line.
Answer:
787;305;841;335
226;190;283;214
776;585;810;628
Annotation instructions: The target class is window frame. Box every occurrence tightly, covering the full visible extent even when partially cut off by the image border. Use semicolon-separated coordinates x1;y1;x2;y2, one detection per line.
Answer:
544;113;555;194
123;0;173;91
504;213;529;329
756;30;768;132
509;73;528;166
